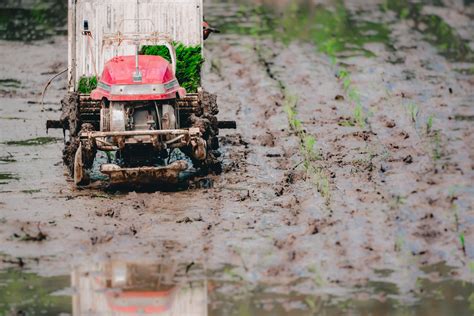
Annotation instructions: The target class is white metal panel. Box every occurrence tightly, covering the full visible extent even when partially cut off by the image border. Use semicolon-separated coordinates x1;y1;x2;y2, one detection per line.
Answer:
70;0;203;88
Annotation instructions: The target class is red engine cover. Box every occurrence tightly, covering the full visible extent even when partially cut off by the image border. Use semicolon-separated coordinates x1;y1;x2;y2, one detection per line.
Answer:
90;55;184;101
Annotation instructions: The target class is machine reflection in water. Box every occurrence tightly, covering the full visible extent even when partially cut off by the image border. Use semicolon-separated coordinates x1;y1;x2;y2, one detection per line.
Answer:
71;260;207;315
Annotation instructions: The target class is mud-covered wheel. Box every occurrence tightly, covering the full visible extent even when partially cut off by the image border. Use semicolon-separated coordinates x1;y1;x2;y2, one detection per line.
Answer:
63;137;80;175
63;123;96;185
188;146;222;175
74;142;88;185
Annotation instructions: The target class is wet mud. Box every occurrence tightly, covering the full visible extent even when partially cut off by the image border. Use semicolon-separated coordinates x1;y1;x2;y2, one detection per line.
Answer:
0;0;473;314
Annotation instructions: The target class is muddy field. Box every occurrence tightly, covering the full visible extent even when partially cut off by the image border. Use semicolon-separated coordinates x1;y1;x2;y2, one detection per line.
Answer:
0;0;473;315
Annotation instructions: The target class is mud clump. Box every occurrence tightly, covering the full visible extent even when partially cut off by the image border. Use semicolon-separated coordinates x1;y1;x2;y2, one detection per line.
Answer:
176;215;203;223
59;92;80;136
12;226;48;242
62;137;79;174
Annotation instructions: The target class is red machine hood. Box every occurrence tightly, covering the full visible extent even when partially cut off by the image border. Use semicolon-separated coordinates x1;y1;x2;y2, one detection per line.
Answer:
90;55;186;101
100;55;174;85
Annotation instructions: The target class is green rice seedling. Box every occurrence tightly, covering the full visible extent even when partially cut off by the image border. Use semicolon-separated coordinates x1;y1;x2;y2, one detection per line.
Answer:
308;265;325;287
141;43;204;93
337;68;351;91
338;69;349;79
469;293;474;311
460;232;466;254
453;209;459;231
77;76;97;94
283;93;330;202
348;87;361;103
339;120;355;127
316;171;330;199
304;297;318;312
432;130;442;160
426;115;434;133
394;236;404;252
303;134;320;161
354;102;366;128
469;261;474;274
337;69;366;128
406;103;419;123
399;7;410;20
343;76;352;91
21;189;41;194
210;58;222;76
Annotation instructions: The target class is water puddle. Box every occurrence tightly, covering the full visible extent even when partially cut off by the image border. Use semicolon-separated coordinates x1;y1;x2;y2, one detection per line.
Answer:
454;114;474;121
0;172;19;185
0;154;16;164
0;268;70;315
208;0;391;57
0;1;67;41
385;0;474;62
1;259;472;315
72;260;207;315
3;137;61;146
0;79;21;89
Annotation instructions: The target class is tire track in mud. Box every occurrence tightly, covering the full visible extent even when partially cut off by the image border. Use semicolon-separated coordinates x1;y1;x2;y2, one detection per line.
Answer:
202;36;313;280
204;0;474;291
254;40;397;286
346;1;474;281
205;35;395;288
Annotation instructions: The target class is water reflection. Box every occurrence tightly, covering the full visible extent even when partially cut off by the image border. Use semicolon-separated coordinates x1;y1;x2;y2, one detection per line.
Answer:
0;267;70;315
0;259;473;315
72;261;207;315
206;0;391;57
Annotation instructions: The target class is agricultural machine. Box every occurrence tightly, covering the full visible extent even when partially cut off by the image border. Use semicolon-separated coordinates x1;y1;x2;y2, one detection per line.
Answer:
47;0;234;187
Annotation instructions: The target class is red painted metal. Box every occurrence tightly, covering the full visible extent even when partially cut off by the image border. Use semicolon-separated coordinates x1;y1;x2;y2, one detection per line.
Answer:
91;55;183;101
105;289;174;314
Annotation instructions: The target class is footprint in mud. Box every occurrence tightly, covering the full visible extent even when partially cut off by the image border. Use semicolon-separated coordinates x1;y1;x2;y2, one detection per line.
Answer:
256;130;276;147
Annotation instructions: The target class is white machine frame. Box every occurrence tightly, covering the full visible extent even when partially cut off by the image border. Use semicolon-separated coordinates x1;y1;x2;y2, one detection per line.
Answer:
67;0;204;91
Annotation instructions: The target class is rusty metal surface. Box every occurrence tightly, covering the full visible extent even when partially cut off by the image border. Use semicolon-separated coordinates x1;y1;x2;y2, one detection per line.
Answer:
80;129;193;138
100;160;188;186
